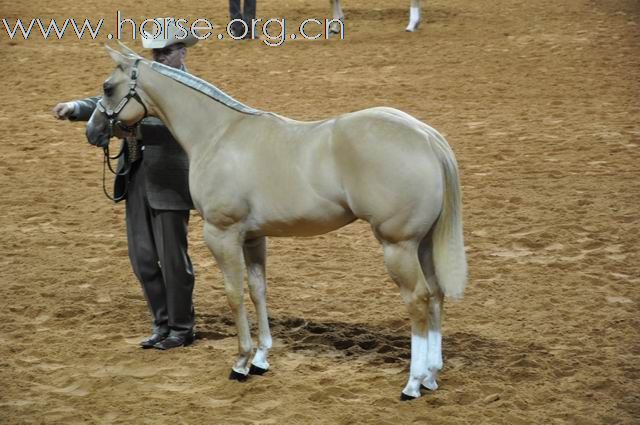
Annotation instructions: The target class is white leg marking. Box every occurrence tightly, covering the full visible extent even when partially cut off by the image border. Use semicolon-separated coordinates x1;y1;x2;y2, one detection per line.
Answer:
422;292;443;391
232;364;250;375
402;333;429;398
251;347;270;370
427;330;443;370
422;330;442;390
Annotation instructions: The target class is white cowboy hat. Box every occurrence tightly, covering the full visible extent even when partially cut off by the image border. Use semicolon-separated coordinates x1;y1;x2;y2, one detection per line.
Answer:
141;17;199;49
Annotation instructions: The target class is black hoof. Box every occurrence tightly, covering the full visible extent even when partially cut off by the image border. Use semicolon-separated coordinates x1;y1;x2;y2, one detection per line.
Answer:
228;370;249;382
400;392;417;401
249;364;268;375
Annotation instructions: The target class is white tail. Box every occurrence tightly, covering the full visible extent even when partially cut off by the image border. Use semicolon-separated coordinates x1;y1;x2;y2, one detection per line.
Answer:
429;130;468;299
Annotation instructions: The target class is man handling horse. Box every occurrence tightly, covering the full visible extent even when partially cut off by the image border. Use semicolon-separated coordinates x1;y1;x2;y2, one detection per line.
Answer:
52;19;198;350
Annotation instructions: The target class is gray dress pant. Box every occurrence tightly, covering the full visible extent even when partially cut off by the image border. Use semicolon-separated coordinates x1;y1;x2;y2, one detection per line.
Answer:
229;0;256;35
125;161;195;337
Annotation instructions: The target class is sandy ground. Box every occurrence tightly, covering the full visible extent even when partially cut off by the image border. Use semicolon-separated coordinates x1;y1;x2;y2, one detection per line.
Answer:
0;0;639;423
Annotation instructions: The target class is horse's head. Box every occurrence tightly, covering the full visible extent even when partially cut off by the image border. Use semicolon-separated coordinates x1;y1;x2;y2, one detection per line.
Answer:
86;45;150;147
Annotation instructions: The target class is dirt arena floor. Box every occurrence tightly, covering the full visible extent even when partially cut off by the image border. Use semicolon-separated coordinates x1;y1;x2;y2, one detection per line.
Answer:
1;0;638;423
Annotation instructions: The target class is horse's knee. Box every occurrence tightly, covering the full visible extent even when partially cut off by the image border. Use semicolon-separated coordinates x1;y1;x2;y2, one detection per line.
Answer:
225;288;244;312
225;288;239;302
239;343;252;357
248;284;266;304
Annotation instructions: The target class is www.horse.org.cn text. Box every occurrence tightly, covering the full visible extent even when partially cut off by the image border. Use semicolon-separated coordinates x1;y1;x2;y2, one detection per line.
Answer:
1;13;346;47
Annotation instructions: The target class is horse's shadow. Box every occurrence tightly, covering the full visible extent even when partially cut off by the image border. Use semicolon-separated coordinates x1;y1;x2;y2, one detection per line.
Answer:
195;313;530;369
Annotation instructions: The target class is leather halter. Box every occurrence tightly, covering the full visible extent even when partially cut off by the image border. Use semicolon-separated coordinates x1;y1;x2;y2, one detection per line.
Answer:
96;58;148;135
97;59;148;202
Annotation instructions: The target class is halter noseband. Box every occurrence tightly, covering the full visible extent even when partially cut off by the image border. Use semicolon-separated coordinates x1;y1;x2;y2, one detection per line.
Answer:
96;58;148;135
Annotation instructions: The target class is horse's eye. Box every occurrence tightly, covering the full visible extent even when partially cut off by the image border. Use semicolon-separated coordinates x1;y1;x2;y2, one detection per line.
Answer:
103;82;114;97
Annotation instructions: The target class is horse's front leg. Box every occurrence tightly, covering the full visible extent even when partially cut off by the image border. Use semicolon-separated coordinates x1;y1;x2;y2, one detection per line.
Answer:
243;236;273;375
204;222;252;380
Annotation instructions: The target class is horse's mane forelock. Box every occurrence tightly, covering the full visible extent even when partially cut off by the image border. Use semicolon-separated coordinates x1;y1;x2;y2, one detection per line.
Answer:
149;61;263;116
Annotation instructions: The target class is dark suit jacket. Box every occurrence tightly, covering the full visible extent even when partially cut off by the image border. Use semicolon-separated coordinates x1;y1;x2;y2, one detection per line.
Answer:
71;97;193;211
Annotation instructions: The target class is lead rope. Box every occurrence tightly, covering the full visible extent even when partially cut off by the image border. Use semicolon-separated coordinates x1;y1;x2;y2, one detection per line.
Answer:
102;141;132;202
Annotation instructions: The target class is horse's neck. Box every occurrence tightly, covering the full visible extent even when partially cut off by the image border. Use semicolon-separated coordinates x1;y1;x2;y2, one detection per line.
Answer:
139;63;243;158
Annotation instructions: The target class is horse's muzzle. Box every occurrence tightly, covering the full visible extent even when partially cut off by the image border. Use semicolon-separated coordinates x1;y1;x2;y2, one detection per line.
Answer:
86;121;110;148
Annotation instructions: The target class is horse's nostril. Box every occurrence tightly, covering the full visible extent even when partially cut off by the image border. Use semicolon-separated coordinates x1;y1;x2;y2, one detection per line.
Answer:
103;82;114;97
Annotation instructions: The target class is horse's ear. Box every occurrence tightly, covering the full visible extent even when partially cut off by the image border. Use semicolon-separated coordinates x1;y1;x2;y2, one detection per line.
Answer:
116;40;141;59
105;44;133;67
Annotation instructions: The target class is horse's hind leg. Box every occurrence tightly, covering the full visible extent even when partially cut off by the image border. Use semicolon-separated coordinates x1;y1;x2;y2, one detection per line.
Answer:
418;237;444;391
382;240;431;400
406;0;421;32
243;237;273;375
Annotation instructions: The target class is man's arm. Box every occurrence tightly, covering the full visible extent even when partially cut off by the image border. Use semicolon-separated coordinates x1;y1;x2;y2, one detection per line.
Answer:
52;96;100;122
53;95;140;141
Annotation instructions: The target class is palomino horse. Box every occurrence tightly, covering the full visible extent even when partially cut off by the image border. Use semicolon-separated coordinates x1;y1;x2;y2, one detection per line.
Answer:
329;0;423;33
87;44;467;400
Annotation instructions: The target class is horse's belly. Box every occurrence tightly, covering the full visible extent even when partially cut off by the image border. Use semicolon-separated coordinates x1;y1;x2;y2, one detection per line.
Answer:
247;207;357;238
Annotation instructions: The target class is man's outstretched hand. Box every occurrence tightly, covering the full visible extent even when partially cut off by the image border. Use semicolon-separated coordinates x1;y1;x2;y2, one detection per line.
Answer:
52;102;74;120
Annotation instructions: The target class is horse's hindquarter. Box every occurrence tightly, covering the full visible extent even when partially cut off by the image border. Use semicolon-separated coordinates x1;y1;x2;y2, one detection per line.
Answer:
332;108;445;238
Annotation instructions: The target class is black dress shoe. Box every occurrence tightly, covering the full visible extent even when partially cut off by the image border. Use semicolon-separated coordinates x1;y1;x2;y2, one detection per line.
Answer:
153;332;195;350
229;23;245;39
140;333;168;349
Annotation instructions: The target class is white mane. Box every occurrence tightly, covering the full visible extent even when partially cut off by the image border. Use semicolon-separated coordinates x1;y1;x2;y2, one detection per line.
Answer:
150;61;264;116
